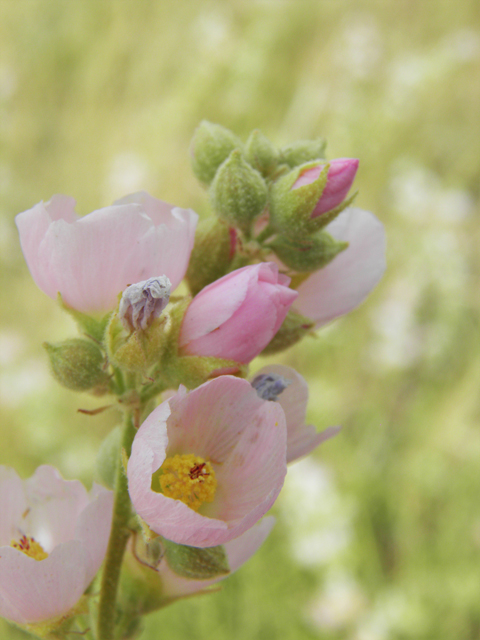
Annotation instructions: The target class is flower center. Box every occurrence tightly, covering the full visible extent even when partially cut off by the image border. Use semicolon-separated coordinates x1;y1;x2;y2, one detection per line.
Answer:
152;453;217;511
10;535;48;561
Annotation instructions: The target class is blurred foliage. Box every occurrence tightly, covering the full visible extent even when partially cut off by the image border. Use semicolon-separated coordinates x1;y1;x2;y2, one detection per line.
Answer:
1;1;480;639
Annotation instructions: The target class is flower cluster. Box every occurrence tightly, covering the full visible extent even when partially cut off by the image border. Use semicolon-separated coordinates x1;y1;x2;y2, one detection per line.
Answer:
7;123;385;639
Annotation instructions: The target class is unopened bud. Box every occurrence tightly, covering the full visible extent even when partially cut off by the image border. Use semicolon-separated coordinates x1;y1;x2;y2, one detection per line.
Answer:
44;339;108;391
210;150;268;234
190;121;243;185
281;138;327;168
186;219;237;296
245;130;279;177
251;373;291;401
269;231;348;272
261;309;315;355
119;276;171;332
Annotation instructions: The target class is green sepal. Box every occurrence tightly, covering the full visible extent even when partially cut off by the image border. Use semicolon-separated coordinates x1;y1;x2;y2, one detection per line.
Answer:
43;338;109;392
190;121;243;185
245;129;279;178
162;538;230;580
164;354;247;390
21;596;89;639
186;218;236;296
268;231;349;272
95;425;122;489
280;138;327;168
57;293;111;343
269;161;331;239
210;149;268;235
261;308;315;355
106;312;168;373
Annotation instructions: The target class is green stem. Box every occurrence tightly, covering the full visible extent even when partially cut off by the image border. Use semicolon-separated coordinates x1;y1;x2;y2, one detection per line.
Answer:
96;411;136;640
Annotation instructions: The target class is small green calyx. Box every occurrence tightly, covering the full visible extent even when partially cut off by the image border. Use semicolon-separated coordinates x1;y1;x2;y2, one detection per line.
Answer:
269;231;349;272
210;149;268;235
44;338;108;392
261;308;315;355
245;129;279;177
186;218;236;296
280;138;327;168
190;121;243;185
162;538;230;580
269;161;332;239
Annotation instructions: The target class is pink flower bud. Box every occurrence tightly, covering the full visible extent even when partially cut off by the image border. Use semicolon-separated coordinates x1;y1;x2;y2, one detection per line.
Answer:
127;376;287;548
0;465;113;625
292;158;359;218
179;263;298;364
15;191;198;314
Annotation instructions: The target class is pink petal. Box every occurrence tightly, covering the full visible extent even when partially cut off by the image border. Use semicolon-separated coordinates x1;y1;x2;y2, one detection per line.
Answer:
0;542;87;624
295;207;386;327
158;516;276;597
24;466;89;552
0;467;27;547
74;486;114;585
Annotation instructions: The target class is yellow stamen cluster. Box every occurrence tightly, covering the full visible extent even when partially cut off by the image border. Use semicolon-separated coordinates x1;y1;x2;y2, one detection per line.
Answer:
152;453;217;511
10;535;48;561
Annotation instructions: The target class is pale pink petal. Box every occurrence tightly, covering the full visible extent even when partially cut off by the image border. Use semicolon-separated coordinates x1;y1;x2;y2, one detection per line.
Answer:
159;516;276;597
0;467;27;546
74;486;114;584
24;466;89;551
0;542;87;624
295;208;386;327
128;378;287;548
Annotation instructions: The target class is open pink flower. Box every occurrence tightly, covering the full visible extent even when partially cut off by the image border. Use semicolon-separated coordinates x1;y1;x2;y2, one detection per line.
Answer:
0;465;113;625
157;517;275;597
294;207;386;328
127;376;287;548
15;191;198;314
292;158;359;218
179;263;298;364
251;365;340;463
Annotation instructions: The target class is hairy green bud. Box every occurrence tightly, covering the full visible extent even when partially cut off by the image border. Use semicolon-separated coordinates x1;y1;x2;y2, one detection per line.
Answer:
281;138;327;168
245;130;279;177
190;121;243;185
44;338;108;392
162;538;230;580
210;150;268;234
269;231;348;272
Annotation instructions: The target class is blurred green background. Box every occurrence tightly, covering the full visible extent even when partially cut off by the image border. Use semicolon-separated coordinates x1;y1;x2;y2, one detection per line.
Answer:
1;1;480;638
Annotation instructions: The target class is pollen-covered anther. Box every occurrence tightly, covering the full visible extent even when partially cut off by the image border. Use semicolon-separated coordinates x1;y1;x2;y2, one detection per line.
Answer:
153;453;217;511
10;535;48;561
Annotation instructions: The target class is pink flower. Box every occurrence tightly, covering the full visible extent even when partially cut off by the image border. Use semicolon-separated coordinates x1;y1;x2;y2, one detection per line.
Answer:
179;263;298;364
292;158;359;218
251;365;340;463
127;376;287;548
0;465;113;625
294;207;386;328
15;191;198;314
155;517;275;597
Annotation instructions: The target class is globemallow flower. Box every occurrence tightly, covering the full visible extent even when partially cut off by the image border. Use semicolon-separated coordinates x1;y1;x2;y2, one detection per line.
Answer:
15;191;198;314
127;376;287;548
251;365;340;463
157;517;275;597
294;207;386;328
292;158;359;218
179;262;298;364
0;465;113;625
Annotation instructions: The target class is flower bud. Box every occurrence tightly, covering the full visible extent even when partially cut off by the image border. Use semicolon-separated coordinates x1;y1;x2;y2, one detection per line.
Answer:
44;338;108;392
281;138;327;168
186;218;237;296
269;158;358;239
190;121;243;185
261;308;315;355
210;150;268;234
119;276;171;332
245;130;279;177
269;230;348;272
